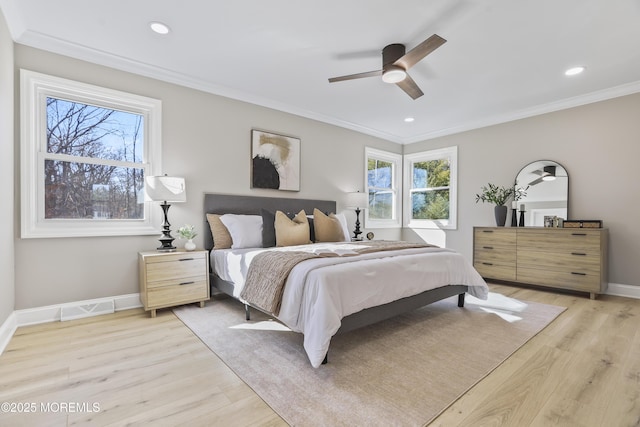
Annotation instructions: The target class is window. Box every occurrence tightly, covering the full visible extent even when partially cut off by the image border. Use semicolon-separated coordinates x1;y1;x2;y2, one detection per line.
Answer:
403;146;457;229
365;147;402;228
20;70;162;238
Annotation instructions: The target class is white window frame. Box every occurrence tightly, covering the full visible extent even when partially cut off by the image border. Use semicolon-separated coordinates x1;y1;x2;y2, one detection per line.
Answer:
364;147;402;229
20;69;163;238
403;146;458;230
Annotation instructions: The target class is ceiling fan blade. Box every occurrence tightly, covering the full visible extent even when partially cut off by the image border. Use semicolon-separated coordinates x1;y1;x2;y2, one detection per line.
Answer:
394;34;447;70
328;70;382;83
528;177;544;186
396;73;424;99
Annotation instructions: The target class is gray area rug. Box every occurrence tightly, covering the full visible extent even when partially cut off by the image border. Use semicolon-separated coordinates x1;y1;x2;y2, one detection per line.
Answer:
173;293;565;426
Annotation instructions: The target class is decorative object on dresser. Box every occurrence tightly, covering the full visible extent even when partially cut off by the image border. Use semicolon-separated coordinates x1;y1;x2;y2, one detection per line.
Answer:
251;129;300;191
177;224;197;251
563;219;603;228
475;183;516;227
518;204;526;227
138;249;210;317
473;226;608;299
144;175;186;252
515;160;568;227
346;190;368;240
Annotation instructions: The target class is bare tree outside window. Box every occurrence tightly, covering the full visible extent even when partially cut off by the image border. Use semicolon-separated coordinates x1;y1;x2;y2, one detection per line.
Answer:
45;98;145;220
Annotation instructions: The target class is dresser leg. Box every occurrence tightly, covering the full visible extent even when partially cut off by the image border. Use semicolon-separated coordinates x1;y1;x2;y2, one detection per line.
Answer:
199;301;205;308
590;292;596;300
151;309;156;318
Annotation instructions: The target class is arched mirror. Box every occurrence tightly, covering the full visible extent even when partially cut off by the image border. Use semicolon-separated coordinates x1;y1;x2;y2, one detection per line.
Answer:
515;160;569;226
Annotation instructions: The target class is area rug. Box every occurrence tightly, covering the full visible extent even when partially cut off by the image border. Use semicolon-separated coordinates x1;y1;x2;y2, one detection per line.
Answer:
173;293;565;426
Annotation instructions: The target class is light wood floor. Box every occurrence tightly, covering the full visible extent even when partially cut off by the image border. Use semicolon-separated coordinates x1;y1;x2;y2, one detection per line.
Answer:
1;283;639;426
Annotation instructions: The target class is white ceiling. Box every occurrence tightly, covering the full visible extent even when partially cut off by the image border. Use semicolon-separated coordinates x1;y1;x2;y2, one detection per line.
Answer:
2;0;640;144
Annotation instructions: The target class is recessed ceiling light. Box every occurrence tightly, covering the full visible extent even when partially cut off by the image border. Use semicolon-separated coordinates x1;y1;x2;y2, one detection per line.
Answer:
565;66;585;76
150;21;170;35
404;117;415;123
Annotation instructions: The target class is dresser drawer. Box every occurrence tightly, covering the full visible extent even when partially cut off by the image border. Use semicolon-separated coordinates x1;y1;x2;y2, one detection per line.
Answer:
147;280;209;308
474;247;516;264
517;229;601;253
474;228;517;247
517;250;601;275
516;267;601;293
474;261;516;281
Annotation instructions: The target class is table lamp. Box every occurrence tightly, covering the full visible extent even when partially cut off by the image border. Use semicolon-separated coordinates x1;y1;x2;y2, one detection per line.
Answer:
346;190;368;240
144;175;186;251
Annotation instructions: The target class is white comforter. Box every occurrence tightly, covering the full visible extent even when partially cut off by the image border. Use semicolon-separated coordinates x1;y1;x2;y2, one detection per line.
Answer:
212;242;488;367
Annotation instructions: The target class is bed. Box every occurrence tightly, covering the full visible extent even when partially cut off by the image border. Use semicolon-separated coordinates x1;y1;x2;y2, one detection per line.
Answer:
203;193;488;367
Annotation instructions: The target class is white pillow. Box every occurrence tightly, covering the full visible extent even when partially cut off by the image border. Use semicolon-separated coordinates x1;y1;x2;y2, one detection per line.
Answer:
219;214;263;249
334;213;351;242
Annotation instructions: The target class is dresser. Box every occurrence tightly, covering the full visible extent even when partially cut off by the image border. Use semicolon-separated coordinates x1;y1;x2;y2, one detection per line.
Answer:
139;249;210;317
473;227;608;299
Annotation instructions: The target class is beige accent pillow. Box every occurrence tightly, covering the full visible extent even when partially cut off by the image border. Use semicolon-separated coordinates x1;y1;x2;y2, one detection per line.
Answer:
206;214;232;249
275;210;311;247
313;208;346;242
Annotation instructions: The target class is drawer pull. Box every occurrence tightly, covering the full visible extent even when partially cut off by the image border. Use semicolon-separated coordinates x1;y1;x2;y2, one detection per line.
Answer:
571;233;587;236
482;230;494;233
482;262;494;266
179;258;195;261
571;252;587;256
179;281;195;286
483;246;494;250
571;272;586;276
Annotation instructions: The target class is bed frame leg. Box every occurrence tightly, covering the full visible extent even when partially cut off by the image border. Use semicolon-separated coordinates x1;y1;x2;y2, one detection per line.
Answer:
245;304;251;321
322;353;328;365
458;293;465;307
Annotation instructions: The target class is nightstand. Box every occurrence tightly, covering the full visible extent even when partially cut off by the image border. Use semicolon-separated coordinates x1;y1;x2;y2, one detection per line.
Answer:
138;249;210;317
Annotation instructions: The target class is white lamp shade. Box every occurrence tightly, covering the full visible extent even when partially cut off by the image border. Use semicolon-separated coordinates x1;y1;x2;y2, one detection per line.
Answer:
144;176;186;202
346;191;368;209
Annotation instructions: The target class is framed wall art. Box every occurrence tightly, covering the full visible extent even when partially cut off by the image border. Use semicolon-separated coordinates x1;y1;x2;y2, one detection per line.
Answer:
251;129;300;191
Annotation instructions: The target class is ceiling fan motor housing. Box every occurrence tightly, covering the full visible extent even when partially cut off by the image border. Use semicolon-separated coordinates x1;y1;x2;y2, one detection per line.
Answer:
382;44;406;69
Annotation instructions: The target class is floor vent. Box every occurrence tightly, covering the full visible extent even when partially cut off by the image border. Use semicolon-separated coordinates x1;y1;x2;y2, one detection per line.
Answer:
60;299;115;321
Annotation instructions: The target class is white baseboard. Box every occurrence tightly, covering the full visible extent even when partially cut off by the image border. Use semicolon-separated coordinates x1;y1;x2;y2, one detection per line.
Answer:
606;283;640;299
0;311;17;355
14;293;142;326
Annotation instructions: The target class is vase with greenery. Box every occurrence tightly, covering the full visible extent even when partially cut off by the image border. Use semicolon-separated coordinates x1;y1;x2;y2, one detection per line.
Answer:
177;224;197;251
475;183;515;227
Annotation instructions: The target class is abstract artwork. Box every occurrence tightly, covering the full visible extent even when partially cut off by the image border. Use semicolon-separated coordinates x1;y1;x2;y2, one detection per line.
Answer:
251;129;300;191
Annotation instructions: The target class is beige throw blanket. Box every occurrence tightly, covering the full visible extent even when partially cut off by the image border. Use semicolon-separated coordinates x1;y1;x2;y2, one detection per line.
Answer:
240;241;435;315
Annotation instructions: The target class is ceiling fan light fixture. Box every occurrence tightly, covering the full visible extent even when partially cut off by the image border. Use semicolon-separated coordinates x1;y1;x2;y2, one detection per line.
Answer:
382;67;407;84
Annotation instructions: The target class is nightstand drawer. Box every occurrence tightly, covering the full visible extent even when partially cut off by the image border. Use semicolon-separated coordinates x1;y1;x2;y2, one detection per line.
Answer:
146;255;207;283
147;280;209;307
146;274;209;289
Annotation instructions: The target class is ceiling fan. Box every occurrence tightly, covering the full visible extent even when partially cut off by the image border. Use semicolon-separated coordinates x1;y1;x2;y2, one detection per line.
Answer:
528;165;559;186
328;34;447;100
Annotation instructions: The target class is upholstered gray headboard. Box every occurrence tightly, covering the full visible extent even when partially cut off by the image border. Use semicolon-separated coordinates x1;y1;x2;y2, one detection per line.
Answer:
203;193;336;251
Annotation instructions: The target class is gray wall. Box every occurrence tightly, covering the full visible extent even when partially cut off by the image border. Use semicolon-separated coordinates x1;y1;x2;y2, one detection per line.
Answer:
13;45;401;309
0;9;15;324
404;93;640;287
9;42;639;310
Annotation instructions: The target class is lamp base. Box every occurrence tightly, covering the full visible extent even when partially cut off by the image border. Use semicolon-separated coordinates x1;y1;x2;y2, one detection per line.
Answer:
157;202;177;252
352;207;363;240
